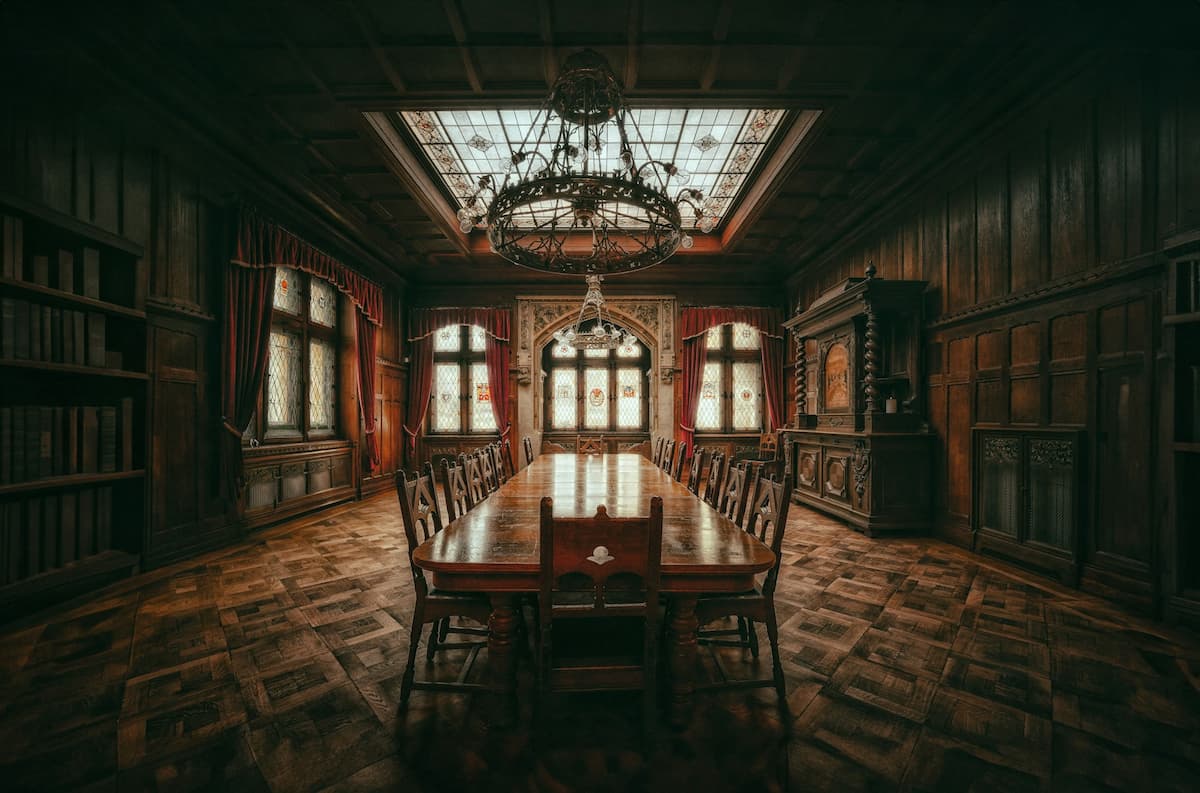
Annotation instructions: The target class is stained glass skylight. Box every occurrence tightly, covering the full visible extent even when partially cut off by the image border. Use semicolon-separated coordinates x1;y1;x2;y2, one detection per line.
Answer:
396;108;785;231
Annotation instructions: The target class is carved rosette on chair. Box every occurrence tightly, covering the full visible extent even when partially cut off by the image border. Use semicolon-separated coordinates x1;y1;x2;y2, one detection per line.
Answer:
780;263;932;536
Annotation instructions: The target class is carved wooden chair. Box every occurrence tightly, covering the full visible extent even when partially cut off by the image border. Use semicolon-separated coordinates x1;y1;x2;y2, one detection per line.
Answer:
659;439;675;473
523;436;535;466
687;447;707;496
758;431;778;459
478;447;499;493
695;475;793;710
490;442;508;485
442;457;475;521
703;452;726;507
500;439;516;478
577;435;605;455
670;441;687;482
651;436;664;466
537;496;664;736
394;465;491;711
460;452;487;505
719;460;755;528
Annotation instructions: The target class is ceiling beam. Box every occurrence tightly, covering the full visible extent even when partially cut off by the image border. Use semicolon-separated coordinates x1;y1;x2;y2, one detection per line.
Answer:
537;0;558;88
699;0;734;91
345;0;408;95
624;0;641;90
441;0;483;93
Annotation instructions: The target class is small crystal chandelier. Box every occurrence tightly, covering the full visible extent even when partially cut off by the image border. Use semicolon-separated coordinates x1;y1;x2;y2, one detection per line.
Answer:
456;49;714;276
553;276;635;351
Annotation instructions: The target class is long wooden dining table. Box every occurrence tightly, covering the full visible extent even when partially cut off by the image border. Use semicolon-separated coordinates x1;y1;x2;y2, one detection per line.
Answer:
412;452;776;727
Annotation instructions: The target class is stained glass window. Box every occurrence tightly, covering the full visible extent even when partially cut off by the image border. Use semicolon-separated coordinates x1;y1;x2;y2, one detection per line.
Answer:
731;322;760;350
429;325;493;434
551;342;578;358
695;361;721;431
616;340;641;358
308;279;337;327
396;107;786;231
583;346;609;358
583;368;608;429
616;368;642;429
267;330;302;431
273;267;302;315
470;362;496;432
432;362;461;432
550;369;577;430
731;362;762;430
694;323;766;434
308;338;337;430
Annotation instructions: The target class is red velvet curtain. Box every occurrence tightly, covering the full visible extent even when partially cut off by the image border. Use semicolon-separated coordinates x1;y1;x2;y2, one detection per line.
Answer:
679;306;786;450
220;264;275;498
355;312;380;472
405;307;512;454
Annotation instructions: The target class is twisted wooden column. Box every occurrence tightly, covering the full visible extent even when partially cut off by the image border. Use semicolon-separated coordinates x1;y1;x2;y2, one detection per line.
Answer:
794;333;806;423
862;262;879;413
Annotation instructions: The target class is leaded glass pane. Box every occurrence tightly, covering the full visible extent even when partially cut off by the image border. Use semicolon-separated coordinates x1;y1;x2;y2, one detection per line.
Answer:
731;322;760;350
705;325;723;350
694;361;721;430
551;341;577;358
273;268;301;315
550;369;577;430
431;362;461;432
309;278;338;327
583;347;608;358
267;329;302;430
583;368;608;429
616;339;641;358
433;325;460;352
470;362;496;432
469;324;487;352
731;361;763;431
308;338;337;430
616;368;641;429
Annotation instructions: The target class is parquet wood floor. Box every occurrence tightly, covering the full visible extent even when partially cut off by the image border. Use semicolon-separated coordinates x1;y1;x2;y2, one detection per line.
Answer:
0;493;1197;792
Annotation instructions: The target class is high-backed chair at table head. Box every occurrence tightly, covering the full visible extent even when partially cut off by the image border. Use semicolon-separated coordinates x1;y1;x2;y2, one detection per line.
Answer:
537;496;665;736
394;465;490;710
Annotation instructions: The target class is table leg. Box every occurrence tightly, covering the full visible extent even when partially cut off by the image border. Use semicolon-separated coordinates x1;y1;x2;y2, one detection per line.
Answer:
666;594;699;729
487;593;521;727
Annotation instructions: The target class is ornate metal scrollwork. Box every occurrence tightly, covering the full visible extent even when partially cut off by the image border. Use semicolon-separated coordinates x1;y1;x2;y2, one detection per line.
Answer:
982;437;1020;464
1029;439;1073;467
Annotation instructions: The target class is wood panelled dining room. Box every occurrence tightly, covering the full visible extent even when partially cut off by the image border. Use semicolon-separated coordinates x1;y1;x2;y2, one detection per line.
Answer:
1;2;1198;791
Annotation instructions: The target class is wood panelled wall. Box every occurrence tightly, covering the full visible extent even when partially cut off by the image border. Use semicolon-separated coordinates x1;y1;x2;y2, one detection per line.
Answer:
788;51;1200;612
3;80;407;566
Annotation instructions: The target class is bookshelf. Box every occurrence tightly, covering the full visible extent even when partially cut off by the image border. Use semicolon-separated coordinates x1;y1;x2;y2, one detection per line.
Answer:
1164;229;1200;626
0;194;146;618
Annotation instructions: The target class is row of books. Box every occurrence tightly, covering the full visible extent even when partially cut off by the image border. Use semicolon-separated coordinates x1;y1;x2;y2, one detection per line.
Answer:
2;214;103;298
0;298;114;367
0;487;114;585
0;400;135;485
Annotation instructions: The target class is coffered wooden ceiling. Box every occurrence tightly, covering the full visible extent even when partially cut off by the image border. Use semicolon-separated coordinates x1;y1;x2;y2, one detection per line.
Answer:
39;1;1159;287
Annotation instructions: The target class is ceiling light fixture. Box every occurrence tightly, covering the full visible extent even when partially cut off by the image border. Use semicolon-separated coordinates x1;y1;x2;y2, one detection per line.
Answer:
455;49;715;276
552;275;635;350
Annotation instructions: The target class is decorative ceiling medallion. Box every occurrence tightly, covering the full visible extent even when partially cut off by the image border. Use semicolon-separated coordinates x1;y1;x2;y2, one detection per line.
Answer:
694;133;719;151
467;134;493;152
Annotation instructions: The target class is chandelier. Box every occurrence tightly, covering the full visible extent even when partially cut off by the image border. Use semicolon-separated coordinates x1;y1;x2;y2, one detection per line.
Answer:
455;49;713;276
553;276;635;350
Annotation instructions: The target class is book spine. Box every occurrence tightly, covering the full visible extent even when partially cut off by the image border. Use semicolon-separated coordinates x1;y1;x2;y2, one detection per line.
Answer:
12;407;25;482
80;406;98;474
62;308;74;364
31;254;49;287
65;406;79;475
41;495;58;571
57;249;74;294
38;407;53;479
28;301;41;361
50;307;62;363
97;486;112;551
8;502;21;582
99;407;117;473
0;297;13;358
82;248;101;299
51;406;63;475
0;407;10;485
87;312;106;367
13;299;29;359
77;488;95;557
25;497;39;575
25;408;40;482
72;310;85;365
120;397;134;471
59;491;76;566
40;306;52;362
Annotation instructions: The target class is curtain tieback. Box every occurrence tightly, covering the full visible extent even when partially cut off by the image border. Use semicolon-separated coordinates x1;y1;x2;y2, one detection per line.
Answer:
221;418;244;438
403;425;421;438
498;422;512;438
679;423;695;432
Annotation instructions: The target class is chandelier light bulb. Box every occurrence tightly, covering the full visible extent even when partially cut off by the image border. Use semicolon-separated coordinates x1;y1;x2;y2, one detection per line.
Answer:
680;233;694;249
699;216;716;234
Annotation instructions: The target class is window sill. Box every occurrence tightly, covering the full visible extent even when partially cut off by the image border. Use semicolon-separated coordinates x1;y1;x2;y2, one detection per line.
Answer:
244;438;353;458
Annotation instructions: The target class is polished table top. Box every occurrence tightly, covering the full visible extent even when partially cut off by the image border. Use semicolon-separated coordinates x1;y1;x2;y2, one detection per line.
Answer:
413;453;775;589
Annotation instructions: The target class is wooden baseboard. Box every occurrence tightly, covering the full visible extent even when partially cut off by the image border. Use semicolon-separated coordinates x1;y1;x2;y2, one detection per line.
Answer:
0;550;139;624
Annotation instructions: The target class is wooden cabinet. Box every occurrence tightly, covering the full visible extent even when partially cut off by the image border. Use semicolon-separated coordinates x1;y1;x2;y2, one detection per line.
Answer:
1163;229;1200;626
0;193;147;617
780;265;932;535
973;428;1085;584
241;440;356;529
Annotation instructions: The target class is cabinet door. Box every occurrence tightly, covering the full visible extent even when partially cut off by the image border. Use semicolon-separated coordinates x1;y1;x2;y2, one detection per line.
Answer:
1094;368;1151;564
795;445;821;493
977;434;1022;538
823;447;851;503
1027;437;1078;550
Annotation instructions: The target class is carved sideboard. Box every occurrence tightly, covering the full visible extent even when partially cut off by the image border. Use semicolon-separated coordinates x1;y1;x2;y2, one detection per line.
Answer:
242;440;357;529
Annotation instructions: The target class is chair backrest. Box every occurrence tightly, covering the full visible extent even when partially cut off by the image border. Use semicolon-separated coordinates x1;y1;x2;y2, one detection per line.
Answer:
671;441;687;481
720;461;752;526
500;439;516;478
395;463;445;593
442;457;473;521
687;447;706;495
578;436;605;455
660;439;675;472
491;443;508;484
539;497;664;615
744;475;792;596
461;452;487;504
523;436;535;466
651;436;664;465
704;452;725;506
759;431;778;459
479;448;498;492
